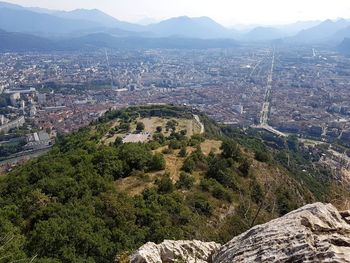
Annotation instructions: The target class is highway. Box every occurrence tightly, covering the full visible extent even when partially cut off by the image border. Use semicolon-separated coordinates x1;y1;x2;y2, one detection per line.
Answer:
253;124;287;137
252;49;286;137
259;50;275;126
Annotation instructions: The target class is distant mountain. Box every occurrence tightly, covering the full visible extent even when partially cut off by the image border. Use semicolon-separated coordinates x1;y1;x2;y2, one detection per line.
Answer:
2;1;350;43
0;1;24;10
277;20;322;36
60;33;238;50
0;29;54;51
52;9;144;32
0;8;102;35
0;2;144;36
338;38;350;54
241;26;284;41
146;16;233;39
331;26;350;43
106;27;152;38
291;19;350;43
0;30;238;51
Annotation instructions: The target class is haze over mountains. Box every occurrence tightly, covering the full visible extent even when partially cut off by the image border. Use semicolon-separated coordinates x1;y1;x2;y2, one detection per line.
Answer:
0;1;350;51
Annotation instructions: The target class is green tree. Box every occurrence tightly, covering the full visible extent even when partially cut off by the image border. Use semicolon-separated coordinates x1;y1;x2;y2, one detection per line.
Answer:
178;147;187;157
119;122;130;132
0;208;28;262
119;143;152;173
114;136;123;146
136;122;145;132
221;140;241;161
176;172;195;189
254;150;270;163
166;120;178;132
155;175;174;194
93;147;124;179
182;157;196;173
251;180;263;203
238;158;251;177
150;153;166;171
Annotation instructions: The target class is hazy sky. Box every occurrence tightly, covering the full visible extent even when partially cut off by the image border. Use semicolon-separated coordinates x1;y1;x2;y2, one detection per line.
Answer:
5;0;350;26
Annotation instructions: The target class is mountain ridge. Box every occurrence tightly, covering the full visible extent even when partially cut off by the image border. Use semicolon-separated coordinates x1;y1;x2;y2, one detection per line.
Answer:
0;1;343;42
290;18;350;43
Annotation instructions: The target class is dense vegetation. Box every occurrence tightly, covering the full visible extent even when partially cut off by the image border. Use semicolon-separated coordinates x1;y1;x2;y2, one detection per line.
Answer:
0;105;347;262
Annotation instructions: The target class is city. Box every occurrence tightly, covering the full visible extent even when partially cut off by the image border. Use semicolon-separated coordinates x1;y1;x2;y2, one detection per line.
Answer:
1;46;349;165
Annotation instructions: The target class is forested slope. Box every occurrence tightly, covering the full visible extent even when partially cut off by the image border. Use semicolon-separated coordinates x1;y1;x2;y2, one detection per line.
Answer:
0;105;347;262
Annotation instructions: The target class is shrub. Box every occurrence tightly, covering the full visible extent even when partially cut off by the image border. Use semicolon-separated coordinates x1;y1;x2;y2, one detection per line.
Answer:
153;133;165;144
254;150;270;162
238;158;250;177
136;122;145;132
221;139;241;161
155;175;174;194
189;134;205;146
114;137;123;146
176;172;195;190
169;140;182;150
150;153;166;171
189;194;213;216
178;147;187;157
182;158;196;173
162;147;173;155
212;184;232;202
250;180;263;203
166;120;178;131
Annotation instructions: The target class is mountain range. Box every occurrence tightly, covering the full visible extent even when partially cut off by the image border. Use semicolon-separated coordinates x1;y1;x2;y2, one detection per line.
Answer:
289;19;350;43
0;29;238;52
0;1;350;51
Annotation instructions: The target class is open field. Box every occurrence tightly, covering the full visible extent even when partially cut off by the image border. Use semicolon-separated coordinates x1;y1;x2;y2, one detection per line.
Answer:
116;139;222;195
102;116;203;145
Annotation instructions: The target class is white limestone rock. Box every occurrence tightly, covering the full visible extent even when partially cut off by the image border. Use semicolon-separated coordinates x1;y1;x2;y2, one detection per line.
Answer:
213;202;350;263
131;203;350;263
130;239;221;263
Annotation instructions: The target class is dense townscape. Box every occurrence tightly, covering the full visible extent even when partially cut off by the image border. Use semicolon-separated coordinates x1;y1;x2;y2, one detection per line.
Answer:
1;46;350;154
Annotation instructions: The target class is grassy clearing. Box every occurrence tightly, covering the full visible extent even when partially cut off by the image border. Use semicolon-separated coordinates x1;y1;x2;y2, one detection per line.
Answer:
116;139;220;194
200;140;222;156
101;117;202;145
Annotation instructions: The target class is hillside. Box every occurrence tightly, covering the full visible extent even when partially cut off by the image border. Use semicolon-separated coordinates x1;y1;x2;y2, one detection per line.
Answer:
0;8;101;35
0;31;238;52
290;19;350;43
0;105;348;262
339;38;350;54
0;29;55;51
146;16;233;39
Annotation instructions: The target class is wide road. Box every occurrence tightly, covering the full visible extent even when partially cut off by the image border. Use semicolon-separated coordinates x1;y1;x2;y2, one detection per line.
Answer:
252;49;286;137
260;50;275;126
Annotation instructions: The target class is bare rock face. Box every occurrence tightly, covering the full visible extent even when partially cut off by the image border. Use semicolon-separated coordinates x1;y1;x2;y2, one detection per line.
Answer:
131;203;350;263
130;240;221;263
213;202;350;263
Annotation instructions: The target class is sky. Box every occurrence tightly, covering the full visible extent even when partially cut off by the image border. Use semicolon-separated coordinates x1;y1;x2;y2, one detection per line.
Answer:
5;0;350;26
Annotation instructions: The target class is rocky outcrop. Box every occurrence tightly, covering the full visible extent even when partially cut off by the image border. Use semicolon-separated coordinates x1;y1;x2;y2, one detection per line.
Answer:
131;203;350;263
214;202;350;262
130;240;221;263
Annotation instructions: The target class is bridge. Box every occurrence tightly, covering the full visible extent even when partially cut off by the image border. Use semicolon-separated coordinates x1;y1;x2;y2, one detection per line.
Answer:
253;124;287;138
